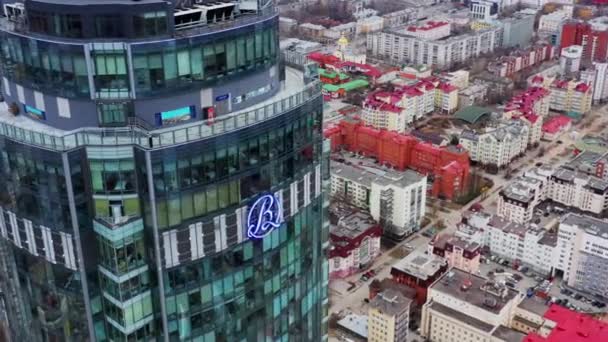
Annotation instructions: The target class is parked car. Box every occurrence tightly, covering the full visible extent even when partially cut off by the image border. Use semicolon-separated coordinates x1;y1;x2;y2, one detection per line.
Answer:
512;274;523;281
506;282;515;288
574;293;583;300
519;266;529;273
495;268;505;273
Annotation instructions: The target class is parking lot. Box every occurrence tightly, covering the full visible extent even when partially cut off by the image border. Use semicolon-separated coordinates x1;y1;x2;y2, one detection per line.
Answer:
479;256;607;314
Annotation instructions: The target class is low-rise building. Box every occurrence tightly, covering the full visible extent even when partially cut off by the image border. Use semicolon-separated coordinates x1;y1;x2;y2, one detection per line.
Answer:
460;121;530;168
524;304;608;341
542;115;572;141
298;22;325;39
420;268;524;342
330;161;427;239
458;81;489;108
428;234;481;274
391;250;448;305
329;211;382;279
489;44;555;78
368;289;411;342
280;38;322;67
564;150;608;181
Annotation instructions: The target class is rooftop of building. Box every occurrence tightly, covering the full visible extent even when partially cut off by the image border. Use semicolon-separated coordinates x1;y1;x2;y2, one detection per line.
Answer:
331;211;379;241
542;115;572;134
499;178;539;204
369;289;412;317
430;268;520;315
337;313;368;339
561;213;608;238
552;167;608;191
454;106;493;124
565;150;608;172
427;301;495;332
461;120;528;142
431;233;480;253
575;134;608;154
488;214;529;237
279;38;322;53
369;278;417;301
331;159;425;189
518;296;551;317
392;249;447;281
492;325;527;342
524;304;608;342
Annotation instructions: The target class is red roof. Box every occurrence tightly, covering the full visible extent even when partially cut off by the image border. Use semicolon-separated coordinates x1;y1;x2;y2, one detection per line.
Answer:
407;20;448;32
524;305;608;342
542;115;572;134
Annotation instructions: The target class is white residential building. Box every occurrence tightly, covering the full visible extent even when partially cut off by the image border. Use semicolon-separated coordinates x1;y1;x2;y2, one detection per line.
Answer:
460;121;529;168
421;268;525;342
463;211;557;275
330;161;427;239
497;175;545;224
367;23;502;69
469;1;499;21
546;167;608;217
555;214;608;298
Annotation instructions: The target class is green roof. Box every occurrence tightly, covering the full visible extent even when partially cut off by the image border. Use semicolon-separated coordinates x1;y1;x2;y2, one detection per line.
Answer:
319;68;349;81
454;106;492;124
323;79;369;92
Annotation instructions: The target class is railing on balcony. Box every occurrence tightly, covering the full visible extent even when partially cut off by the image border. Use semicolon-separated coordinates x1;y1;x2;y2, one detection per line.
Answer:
0;80;321;151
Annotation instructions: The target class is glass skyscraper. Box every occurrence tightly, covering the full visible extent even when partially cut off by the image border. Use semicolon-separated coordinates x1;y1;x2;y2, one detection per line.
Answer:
0;1;329;341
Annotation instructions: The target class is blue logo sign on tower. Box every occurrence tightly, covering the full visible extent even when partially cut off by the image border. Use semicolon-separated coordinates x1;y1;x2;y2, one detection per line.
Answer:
247;193;283;239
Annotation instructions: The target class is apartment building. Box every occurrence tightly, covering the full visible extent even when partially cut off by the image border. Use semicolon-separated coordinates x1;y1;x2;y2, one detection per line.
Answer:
362;79;458;132
367;21;502;69
561;19;608;62
501;9;536;48
428;234;481;274
538;8;572;44
497;175;545;224
580;62;608;104
368;289;412;342
421;268;525;342
463;211;557;275
329;211;382;279
555;214;608;298
489;44;555;78
330;161;427;239
469;1;499;21
547;167;608;217
547;79;592;116
460;121;530;168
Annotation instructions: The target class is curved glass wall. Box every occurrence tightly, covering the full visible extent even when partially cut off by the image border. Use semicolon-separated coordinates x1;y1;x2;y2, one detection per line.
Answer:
0;17;278;100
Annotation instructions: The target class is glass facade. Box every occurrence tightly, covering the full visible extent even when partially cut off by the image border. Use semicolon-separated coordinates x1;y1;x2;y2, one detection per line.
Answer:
0;17;277;100
0;1;328;342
